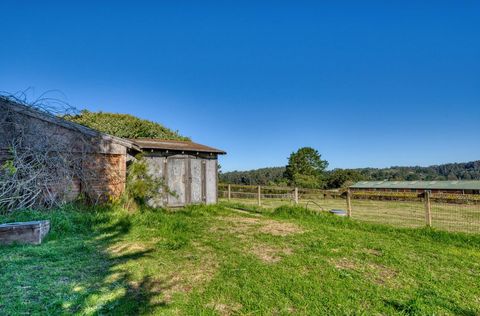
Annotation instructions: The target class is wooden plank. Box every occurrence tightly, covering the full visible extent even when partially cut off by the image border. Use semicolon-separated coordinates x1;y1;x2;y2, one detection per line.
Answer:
205;159;217;204
201;160;207;203
425;190;432;226
346;189;352;217
258;185;261;206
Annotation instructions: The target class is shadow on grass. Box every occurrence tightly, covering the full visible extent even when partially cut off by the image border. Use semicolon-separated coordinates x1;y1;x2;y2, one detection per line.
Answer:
0;208;178;315
383;290;478;316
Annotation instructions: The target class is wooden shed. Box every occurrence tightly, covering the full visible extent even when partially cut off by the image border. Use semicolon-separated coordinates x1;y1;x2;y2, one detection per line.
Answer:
129;139;226;207
0;98;139;206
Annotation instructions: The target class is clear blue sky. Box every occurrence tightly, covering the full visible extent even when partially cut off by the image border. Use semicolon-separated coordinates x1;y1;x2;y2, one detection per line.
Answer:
1;1;479;172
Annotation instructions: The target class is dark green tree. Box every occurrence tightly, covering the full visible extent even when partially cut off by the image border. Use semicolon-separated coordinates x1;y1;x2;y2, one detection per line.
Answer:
284;147;329;188
325;169;364;189
219;167;287;185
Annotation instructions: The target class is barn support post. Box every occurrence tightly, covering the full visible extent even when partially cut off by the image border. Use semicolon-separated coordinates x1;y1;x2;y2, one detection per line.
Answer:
228;184;231;201
257;185;261;206
346;189;352;217
294;187;299;204
424;190;432;227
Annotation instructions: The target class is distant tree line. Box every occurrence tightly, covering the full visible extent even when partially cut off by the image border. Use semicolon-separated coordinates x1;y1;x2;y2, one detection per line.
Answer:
219;167;288;186
355;161;480;182
220;147;480;189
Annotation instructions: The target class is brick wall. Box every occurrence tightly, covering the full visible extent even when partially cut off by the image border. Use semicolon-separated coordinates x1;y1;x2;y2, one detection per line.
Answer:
82;153;127;201
1;100;131;205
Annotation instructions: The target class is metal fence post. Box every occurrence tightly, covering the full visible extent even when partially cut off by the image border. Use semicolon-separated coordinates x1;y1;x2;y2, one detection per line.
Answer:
346;189;352;217
294;187;299;204
425;190;432;227
228;184;231;201
257;185;261;206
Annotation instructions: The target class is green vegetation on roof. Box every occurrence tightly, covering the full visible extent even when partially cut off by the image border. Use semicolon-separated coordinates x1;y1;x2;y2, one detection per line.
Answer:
351;180;480;190
64;110;190;141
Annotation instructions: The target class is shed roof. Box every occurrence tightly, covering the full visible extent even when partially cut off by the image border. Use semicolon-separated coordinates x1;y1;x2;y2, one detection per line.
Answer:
350;180;480;190
129;138;226;155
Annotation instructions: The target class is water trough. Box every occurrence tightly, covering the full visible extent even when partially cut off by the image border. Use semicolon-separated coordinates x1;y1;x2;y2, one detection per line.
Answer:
0;220;50;245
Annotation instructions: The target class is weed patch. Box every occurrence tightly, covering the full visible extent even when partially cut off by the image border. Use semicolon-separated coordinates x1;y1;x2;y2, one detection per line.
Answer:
249;243;293;263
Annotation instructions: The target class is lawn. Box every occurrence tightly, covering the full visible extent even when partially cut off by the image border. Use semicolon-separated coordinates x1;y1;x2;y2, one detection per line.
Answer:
1;202;480;315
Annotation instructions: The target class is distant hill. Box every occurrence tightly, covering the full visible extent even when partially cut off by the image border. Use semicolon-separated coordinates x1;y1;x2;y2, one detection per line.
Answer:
220;161;480;186
355;161;480;181
64;110;189;141
220;166;287;186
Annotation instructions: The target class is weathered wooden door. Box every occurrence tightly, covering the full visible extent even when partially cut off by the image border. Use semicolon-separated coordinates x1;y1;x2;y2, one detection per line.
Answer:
189;159;205;204
166;157;207;207
166;157;187;207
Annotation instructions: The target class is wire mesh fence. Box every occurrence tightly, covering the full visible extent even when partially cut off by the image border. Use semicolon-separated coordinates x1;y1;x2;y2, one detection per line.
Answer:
218;184;296;209
350;193;425;228
218;184;480;234
430;195;480;232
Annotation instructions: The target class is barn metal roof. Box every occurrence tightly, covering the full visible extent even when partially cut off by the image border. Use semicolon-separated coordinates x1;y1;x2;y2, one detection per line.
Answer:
130;138;226;154
350;180;480;190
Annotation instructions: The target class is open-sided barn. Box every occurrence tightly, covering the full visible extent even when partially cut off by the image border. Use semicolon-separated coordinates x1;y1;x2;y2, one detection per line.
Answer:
350;180;480;194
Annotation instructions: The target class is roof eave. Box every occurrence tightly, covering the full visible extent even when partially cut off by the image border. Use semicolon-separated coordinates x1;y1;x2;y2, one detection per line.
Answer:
129;138;226;155
141;147;226;155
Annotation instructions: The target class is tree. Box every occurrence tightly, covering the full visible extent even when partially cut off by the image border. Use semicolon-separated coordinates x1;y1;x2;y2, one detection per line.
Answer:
325;169;364;189
284;147;328;188
125;154;168;208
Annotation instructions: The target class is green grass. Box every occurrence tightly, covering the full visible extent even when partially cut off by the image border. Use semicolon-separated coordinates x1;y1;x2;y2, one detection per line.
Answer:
1;202;480;315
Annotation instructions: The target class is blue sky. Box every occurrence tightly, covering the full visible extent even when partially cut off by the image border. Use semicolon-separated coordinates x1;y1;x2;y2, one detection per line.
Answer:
1;1;479;172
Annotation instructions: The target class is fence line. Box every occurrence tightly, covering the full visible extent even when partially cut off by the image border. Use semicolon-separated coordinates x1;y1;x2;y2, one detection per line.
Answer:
218;184;480;234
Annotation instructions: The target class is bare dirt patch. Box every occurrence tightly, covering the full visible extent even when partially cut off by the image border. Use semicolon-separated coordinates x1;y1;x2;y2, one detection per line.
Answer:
259;221;303;236
332;258;397;285
362;248;383;257
367;263;397;285
206;300;242;316
222;216;262;225
333;258;359;270
225;207;262;217
250;244;293;263
161;251;219;303
107;242;151;255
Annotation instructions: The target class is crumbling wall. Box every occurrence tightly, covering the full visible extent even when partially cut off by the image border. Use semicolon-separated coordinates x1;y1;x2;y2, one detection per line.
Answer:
0;98;128;211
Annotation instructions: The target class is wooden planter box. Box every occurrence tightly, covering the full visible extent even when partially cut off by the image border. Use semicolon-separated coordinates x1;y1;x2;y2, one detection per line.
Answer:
0;220;50;245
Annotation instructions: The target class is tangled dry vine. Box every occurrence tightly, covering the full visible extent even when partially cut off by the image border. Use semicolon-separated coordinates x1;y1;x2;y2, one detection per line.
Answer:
0;91;122;213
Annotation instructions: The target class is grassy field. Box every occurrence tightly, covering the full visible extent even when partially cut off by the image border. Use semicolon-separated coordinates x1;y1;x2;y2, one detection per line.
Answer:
220;197;480;234
1;202;480;315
